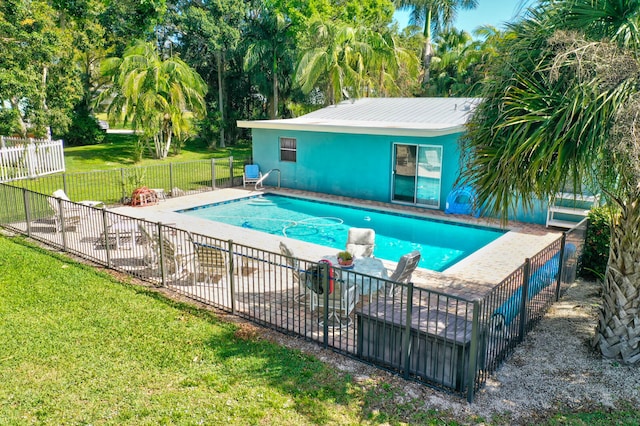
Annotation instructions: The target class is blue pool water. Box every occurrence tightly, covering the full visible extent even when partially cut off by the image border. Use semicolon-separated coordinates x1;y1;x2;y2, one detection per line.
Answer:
178;194;505;271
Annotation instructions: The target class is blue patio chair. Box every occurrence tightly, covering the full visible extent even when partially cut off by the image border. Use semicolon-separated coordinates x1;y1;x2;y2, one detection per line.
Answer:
243;164;263;188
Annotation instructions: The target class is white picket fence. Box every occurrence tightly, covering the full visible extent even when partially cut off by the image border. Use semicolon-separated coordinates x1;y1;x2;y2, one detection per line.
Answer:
0;136;65;182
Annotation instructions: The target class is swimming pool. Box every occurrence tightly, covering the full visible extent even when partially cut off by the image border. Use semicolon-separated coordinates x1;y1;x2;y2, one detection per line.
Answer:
178;194;505;271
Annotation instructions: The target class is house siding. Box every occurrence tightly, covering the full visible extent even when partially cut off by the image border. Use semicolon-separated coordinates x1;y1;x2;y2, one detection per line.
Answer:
251;128;462;209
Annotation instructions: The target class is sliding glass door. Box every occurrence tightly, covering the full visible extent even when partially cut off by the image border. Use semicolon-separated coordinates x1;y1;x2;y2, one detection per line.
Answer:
392;143;442;208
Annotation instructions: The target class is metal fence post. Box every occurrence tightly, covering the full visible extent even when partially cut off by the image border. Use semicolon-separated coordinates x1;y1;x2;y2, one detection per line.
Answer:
228;239;236;314
120;168;127;202
229;156;234;187
58;198;67;252
402;282;414;379
169;163;174;193
518;259;531;342
211;158;216;190
157;222;166;286
555;234;567;302
23;189;31;237
322;261;329;348
102;208;111;268
466;300;481;403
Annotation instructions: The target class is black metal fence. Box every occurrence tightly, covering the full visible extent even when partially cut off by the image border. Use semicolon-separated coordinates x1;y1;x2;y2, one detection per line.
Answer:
0;182;586;402
6;157;248;205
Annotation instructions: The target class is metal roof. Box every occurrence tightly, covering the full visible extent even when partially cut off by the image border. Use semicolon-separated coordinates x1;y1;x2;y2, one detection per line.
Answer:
237;97;481;137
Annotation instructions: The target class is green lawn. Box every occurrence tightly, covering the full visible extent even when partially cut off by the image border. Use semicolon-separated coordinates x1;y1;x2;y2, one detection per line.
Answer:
0;235;455;425
64;134;252;173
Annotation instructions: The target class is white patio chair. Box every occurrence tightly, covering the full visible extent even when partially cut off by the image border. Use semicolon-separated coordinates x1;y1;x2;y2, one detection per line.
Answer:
345;227;375;258
386;250;421;296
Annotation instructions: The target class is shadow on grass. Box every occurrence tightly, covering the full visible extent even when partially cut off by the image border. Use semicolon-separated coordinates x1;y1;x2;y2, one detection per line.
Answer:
63;134;139;167
132;287;363;424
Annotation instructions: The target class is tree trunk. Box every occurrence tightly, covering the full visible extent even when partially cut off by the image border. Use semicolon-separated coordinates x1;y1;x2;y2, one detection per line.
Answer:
421;8;433;88
594;197;640;364
216;51;226;149
42;65;51;140
10;97;27;137
272;50;278;119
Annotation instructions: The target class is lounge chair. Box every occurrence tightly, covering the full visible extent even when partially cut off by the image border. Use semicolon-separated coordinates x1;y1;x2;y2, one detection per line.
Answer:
138;224;187;279
243;164;262;188
52;189;104;208
47;193;82;233
345;227;375;258
189;233;227;285
307;260;357;328
386;250;421;296
279;241;308;303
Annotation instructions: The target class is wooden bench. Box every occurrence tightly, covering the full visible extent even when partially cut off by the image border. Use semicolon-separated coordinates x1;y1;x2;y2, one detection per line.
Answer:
356;300;485;391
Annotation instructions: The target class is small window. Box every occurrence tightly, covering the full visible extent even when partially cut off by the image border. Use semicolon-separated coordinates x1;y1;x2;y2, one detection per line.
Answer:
280;137;297;162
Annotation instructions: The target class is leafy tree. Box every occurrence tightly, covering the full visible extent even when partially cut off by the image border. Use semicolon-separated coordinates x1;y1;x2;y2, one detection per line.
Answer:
100;0;167;55
171;0;245;148
295;18;418;104
394;0;478;88
0;0;81;138
295;19;370;104
460;0;640;363
100;41;207;159
425;27;473;96
243;9;295;119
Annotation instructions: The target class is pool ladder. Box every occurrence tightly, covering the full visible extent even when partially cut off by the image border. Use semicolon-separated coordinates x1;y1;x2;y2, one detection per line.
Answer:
255;168;280;191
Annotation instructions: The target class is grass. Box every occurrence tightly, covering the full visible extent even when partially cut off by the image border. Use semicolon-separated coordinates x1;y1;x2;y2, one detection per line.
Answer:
2;237;638;425
0;235;461;425
64;134;252;173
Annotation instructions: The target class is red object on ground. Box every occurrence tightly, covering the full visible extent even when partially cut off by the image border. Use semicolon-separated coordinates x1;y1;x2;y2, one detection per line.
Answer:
130;187;158;207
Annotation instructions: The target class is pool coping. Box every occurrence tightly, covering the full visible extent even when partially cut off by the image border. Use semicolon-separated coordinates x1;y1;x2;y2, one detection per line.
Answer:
110;187;563;300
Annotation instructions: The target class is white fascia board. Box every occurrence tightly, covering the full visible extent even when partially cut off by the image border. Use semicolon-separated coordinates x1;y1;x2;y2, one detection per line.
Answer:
236;120;466;137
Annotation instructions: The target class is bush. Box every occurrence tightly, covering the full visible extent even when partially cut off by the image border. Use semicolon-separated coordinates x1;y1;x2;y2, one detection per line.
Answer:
61;105;106;146
0;109;21;136
579;206;612;281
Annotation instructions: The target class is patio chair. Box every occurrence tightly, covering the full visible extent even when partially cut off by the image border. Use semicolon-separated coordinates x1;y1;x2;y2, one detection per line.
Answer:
243;164;262;188
386;250;421;296
138;224;187;279
307;260;357;328
46;193;82;233
189;233;228;285
345;227;375;258
279;241;308;304
52;189;104;208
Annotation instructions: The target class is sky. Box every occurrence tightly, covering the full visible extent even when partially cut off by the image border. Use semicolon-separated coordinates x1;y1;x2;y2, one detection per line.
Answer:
394;0;535;36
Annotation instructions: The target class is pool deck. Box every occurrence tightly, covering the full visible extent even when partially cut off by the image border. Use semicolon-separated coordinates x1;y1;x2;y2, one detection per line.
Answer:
110;187;563;301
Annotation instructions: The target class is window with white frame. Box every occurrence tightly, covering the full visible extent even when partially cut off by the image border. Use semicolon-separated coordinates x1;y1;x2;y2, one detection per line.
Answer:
280;137;297;162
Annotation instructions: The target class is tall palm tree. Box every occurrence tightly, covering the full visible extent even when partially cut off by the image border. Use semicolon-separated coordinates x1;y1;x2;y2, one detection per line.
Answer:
394;0;478;87
244;10;294;119
295;19;369;104
100;42;207;159
461;0;640;363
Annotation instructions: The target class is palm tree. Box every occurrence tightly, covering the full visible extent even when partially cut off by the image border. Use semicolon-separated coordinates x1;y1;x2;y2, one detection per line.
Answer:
460;0;640;363
394;0;478;87
243;10;294;119
425;27;473;96
100;42;207;159
295;19;369;104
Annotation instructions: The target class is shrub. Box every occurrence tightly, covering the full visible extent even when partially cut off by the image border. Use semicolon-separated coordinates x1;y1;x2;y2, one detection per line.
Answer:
61;105;106;146
579;206;612;281
0;109;21;136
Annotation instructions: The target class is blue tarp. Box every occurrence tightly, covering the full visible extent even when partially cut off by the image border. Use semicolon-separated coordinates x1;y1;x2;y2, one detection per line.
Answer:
493;243;576;327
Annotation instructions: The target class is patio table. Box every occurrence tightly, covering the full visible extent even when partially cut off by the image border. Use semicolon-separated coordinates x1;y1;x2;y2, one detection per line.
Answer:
322;255;388;298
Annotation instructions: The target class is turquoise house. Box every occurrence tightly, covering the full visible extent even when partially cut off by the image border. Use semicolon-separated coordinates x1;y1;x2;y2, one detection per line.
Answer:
238;97;551;225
